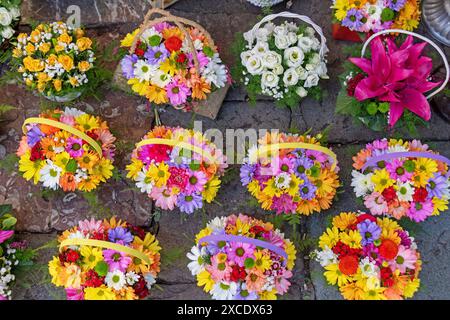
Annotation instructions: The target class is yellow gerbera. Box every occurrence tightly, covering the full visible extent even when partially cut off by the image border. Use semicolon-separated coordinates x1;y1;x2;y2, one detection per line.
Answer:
254;250;272;272
340;282;365;300
287;174;302;197
196;227;212;245
202;176;221;203
324;263;350;286
285;239;297;270
371;169;394;193
84;286;116;300
262;178;283;197
319;227;340;249
148;162;170;187
411;172;429;188
403;278;420;298
77;151;99;170
197;270;214;293
162;27;184;40
332;212;357;231
415;157;437;178
146;85;168;104
126;158;144;180
259;288;278;300
90;158;114;182
132;233;161;253
432;197;448;216
19;151;45;184
127;78;150;96
362;287;387;300
48;256;65;286
313;169;339;197
256;191;273;210
115;287;138;300
53;151;71;172
247;180;261;197
160;58;177;76
340;230;362;249
333;0;355;21
77;176;101;192
80;246;103;270
121;28;140;47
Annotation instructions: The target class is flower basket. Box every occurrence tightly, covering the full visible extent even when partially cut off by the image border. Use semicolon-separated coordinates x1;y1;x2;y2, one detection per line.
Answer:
17;108;116;192
330;0;422;35
126;126;228;214
188;214;296;300
314;211;422;300
336;29;449;132
48;217;161;300
11;22;96;102
351;139;450;222
115;8;230;119
240;132;339;215
233;11;329;108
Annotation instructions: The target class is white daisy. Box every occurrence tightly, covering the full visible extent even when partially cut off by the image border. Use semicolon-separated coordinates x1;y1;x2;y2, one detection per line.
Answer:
135;169;153;194
125;271;139;286
359;257;378;278
351;170;374;197
66;230;87;250
134;60;155;82
315;246;337;267
140;27;162;45
144;273;156;289
388;145;409;153
39;160;62;190
210;282;238;300
396;181;414;202
206;216;227;231
202;57;228;88
186;246;208;276
274;172;291;189
247;145;259;164
150;69;172;88
105;270;126;290
63;107;86;118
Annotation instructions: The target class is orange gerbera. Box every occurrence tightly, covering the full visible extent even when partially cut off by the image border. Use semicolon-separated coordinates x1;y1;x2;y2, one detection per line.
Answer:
146;126;172;139
317;194;334;210
296;198;320;215
60;173;77;192
162;27;184;40
200;162;217;179
192;78;211;100
339;255;359;276
40;111;64;135
352;149;372;170
40;136;59;159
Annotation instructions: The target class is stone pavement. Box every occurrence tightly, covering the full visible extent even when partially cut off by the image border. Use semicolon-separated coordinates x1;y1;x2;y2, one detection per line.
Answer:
0;0;449;300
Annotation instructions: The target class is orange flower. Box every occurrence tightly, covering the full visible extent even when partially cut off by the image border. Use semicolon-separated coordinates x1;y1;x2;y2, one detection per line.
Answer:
295;198;320;215
339;255;358;276
188;27;206;43
352;149;372;170
379;239;399;260
40;137;59;159
60;173;77;192
192;78;211;100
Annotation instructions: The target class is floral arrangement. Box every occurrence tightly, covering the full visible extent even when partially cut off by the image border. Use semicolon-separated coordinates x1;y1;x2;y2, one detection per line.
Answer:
188;214;296;300
48;217;161;300
0;0;21;46
336;35;442;132
17;107;116;192
351;139;449;222
119;21;229;110
246;0;284;7
11;21;95;100
0;204;34;300
331;0;421;32
126;126;228;214
240;132;339;215
233;17;328;108
314;211;421;300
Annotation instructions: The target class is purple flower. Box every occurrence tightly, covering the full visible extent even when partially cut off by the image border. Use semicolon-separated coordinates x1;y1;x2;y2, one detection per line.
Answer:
234;286;259;300
271;193;297;215
177;192;203;214
166;79;191;106
299;179;317;200
103;249;132;272
387;0;407;11
206;230;228;255
108;227;134;245
396;230;412;248
154;22;171;33
342;8;365;31
240;163;256;186
65;137;84;158
357;219;381;246
121;54;138;79
187;51;210;69
9;240;28;250
0;230;14;244
292;156;313;176
252;164;272;184
144;44;169;65
426;173;449;199
227;242;255;267
362;243;382;265
26;125;44;147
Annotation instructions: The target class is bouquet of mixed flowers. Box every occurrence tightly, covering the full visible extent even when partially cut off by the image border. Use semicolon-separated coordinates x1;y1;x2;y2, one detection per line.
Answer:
314;211;421;300
351;139;450;222
126;126;228;214
0;0;21;46
336;30;448;132
240;131;339;215
48;217;161;300
11;21;95;102
188;214;296;300
17;108;116;192
119;9;229;112
246;0;284;7
0;204;34;300
233;12;328;108
331;0;421;35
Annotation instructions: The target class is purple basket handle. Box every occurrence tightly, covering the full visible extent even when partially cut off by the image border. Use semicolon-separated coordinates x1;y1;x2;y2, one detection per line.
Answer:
198;234;288;261
361;151;450;171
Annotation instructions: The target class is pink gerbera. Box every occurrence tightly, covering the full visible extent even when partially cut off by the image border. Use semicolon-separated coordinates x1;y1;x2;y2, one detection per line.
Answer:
366;139;388;152
185;170;207;194
78;218;104;236
207;257;232;282
65;287;84;300
60;115;75;126
407;200;433;222
66;137;84;158
166;79;191;106
150;186;177;210
270;157;294;176
275;270;293;294
271;194;297;215
103;249;132;272
228;242;255;267
389;245;418;273
364;192;388;215
305;149;328;164
385;159;412;182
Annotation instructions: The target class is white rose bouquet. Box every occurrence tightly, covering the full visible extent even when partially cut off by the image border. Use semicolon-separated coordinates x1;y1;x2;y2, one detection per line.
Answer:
232;12;329;108
0;0;21;46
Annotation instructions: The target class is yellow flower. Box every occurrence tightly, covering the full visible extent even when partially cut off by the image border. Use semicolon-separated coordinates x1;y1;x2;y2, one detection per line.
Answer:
39;42;51;53
90;158;114;182
54;152;71;171
148;162;170;187
48;256;65;286
80;246;103;270
58;33;72;44
132;233;161;253
69;76;79;87
247;180;261;197
340;282;365;300
12;48;22;58
76;114;100;131
332;212;357;230
202;176;220;203
121;28;140;47
76;37;93;51
262;178;283;197
414;158;437;178
29;30;41;43
230;217;251;236
287;173;302;197
78;176;101;192
25;42;36;55
127;78;150;96
256;191;273;210
77;151;99;170
432;197;448;216
47;54;58;66
63;264;82;289
362;287;387;300
340;230;362;249
53;79;62;91
84;286;116;300
333;0;355;21
324;263;350;286
197;270;214;293
285;239;297;270
160;58;177;76
23;56;44;72
126;158;144;180
78;61;91;72
58;55;74;72
319;226;340;249
55;44;65;52
196;227;212;245
371;169;394;193
254;250;272;272
19;151;44;184
74;28;85;39
146;85;168;104
259;288;278;300
115;287;138;300
162;27;184;40
403;278;420;298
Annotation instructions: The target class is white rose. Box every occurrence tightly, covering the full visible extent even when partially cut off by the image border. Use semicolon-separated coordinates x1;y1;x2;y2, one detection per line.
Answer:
297;36;314;53
9;7;20;20
273;64;284;75
262;51;281;69
287;32;298;46
1;26;14;39
261;71;279;88
240;50;253;66
283;68;299;87
305;27;315;37
304;73;320;88
284;47;304;68
296;86;308;98
0;8;12;26
316;62;329;79
310;53;321;65
243;30;253;44
252;41;269;56
305;63;316;71
273;25;287;36
274;34;290;50
285;22;298;32
245;55;264;75
255;28;269;42
295;66;308;80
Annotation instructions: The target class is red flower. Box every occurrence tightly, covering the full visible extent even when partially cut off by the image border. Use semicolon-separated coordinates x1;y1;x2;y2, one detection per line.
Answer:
332;241;362;258
413;188;428;203
346;73;365;96
127;223;146;240
86;131;99;141
133;277;149;299
30;143;45;161
356;213;377;224
339;255;359;275
91;231;107;241
249;226;265;236
380;267;394;287
64;249;80;263
164;36;182;52
176;53;187;63
84;269;104;288
134;40;145;56
230;265;247;282
382;186;397;203
379;239;399;260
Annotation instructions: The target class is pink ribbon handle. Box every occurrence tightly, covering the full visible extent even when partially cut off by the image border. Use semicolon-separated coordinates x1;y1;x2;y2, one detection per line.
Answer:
361;151;450;171
198;234;288;261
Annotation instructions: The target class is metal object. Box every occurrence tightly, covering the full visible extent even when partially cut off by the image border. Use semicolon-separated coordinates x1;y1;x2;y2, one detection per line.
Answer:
422;0;450;47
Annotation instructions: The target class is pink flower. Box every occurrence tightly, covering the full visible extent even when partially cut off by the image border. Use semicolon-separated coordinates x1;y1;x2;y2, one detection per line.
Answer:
65;287;84;300
167;167;189;190
407;200;433;222
65;137;84;158
0;295;7;300
150;186;177;210
154;22;171;33
389;245;417;273
366;139;388;152
166;79;191;106
275;270;293;294
60;115;75;126
16;136;30;156
228;242;255;267
187;51;210;69
185;170;207;194
385;159;412;182
271;194;297;215
207;257;232;282
305;150;328;163
0;230;14;244
78;218;104;236
103;249;132;272
270;158;294;175
364;192;388;215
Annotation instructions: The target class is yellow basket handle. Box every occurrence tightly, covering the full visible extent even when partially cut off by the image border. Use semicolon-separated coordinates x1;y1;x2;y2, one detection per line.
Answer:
59;238;151;266
253;142;337;171
22;117;103;158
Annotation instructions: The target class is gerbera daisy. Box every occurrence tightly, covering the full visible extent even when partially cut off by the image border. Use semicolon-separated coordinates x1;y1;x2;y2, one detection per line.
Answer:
84;286;116;300
77;151;99;170
146;85;169;104
76;114;99;132
185;170;208;194
103;249;132;272
150;186;177;210
371;169;394;193
39;160;63;190
59;173;77;192
65;137;84;158
147;162;170;188
80;246;103;270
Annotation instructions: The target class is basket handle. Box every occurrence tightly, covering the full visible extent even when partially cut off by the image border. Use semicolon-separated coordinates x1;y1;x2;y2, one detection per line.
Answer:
198;234;288;261
361;29;449;100
247;11;328;59
59;238;152;266
361;151;450;171
252;142;337;171
22;118;103;157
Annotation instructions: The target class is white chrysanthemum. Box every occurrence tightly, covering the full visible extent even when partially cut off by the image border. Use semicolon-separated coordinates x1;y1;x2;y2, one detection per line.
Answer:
359;257;378;277
203;57;228;88
39;160;62;190
396;181;414;202
150;69;171;88
207;216;227;231
134;60;155;82
135;169;153;194
351;170;374;197
211;282;238;300
275;172;291;189
105;270;126;290
186;246;208;276
125;271;139;286
315;246;337;267
64;107;86;118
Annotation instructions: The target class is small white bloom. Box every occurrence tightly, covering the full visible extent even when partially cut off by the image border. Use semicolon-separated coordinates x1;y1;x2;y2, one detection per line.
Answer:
287;32;298;45
39;160;62;190
105;270;126;290
1;26;14;40
125;272;139;286
283;67;299;87
284;46;304;68
295;86;308;98
9;7;20;20
359;257;379;278
274;34;290;50
297;36;314;53
203;56;228;88
252;41;269;56
255;28;270;42
303;73;320;88
274;172;291;189
273;25;288;36
245;55;264;75
211;282;238;300
262;51;281;69
240;50;253;66
272;64;284;75
295;66;308;80
150;69;171;88
316;62;329;79
261;71;279;88
207;216;227;231
396;181;414;202
305;27;316;37
140;27;162;44
64;107;86;118
136;170;153;194
263;21;276;34
134;60;155;82
310;53;321;65
186;246;208;276
351;171;375;197
0;8;12;26
315;246;337;267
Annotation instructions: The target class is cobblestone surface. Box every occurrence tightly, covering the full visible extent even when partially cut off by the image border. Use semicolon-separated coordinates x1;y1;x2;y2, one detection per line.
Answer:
0;0;449;300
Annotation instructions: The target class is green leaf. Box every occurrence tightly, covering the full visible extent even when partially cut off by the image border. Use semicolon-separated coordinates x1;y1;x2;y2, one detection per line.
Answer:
2;216;17;229
366;102;378;115
0;204;12;217
94;261;108;277
244;258;255;268
378;102;390;113
203;46;214;58
148;35;161;47
404;160;415;173
65;159;77;173
335;90;355;114
189;163;201;171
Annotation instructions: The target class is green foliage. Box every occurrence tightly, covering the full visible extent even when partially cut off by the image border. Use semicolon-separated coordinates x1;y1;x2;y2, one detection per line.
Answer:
161;246;185;268
0;204;17;230
221;166;239;185
0;153;19;173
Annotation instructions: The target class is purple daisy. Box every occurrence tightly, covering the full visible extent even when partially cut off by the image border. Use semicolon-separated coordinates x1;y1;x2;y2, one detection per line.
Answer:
396;230;412;248
65;137;84;158
144;44;169;65
108;227;134;245
187;51;210;69
292;156;314;176
342;8;365;31
387;0;407;11
177;192;203;214
206;230;228;255
240;163;256;186
26;125;44;147
121;54;138;79
426;173;449;199
252;164;272;184
357;219;381;246
234;286;259;300
185;170;207;194
298;179;317;200
103;249;132;272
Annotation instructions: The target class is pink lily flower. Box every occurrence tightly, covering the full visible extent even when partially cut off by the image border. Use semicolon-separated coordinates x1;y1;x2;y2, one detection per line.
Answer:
0;230;14;244
349;35;441;127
